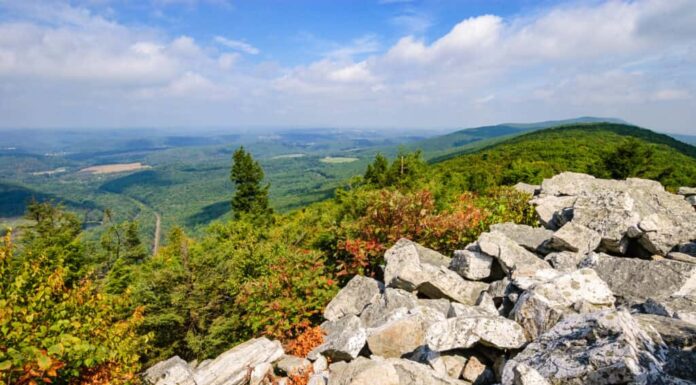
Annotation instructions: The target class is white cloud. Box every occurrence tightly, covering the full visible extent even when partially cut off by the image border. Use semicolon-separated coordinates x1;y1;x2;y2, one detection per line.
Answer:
214;36;260;55
0;0;695;133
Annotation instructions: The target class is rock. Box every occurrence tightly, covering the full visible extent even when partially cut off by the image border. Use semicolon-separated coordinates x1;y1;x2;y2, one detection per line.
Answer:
462;356;495;385
490;223;554;254
313;355;328;373
426;315;527;351
475;292;499;314
187;338;283;385
418;298;452;318
418;265;490;305
324;275;382;322
249;362;273;385
384;239;488;305
643;296;696;325
477;232;550;275
501;309;671;385
678;187;696;196
275;355;311;376
583;253;696;303
311;315;367;362
543;251;585;272
511;268;615;339
511;364;550;385
548;222;601;255
388;358;470;385
530;195;577;229
448;302;496;318
510;269;562;291
428;354;467;379
328;357;400;385
686;195;696;205
633;314;696;381
366;313;427;358
144;356;196;385
451;249;493;281
668;252;696;264
536;173;696;256
308;374;328;385
360;288;417;329
513;182;540;195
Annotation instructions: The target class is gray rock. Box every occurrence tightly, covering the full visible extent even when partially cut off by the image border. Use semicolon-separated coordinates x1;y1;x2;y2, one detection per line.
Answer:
511;268;615;339
448;302;496;318
584;253;696;303
513;182;540;196
548;222;601;255
275;355;311;376
366;313;427;358
360;288;417;329
418;298;452;318
668;252;696;264
477;232;550;275
530;195;577;229
328;357;400;385
678;187;696;196
536;173;696;256
324;275;383;322
388;358;470;385
313;355;328;373
451;249;493;281
633;314;696;382
308;373;328;385
249;362;273;385
312;315;367;362
192;337;284;385
144;356;195;385
426;315;527;351
511;364;550;385
501;309;672;385
686;195;696;206
490;223;554;254
643;296;696;325
384;239;488;304
543;251;585;272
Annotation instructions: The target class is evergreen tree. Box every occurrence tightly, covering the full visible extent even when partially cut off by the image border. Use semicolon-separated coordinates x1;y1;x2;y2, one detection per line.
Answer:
364;153;389;187
598;138;654;179
230;146;272;219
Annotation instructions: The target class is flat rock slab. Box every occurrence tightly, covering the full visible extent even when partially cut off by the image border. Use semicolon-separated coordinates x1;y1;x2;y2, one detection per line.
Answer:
477;232;550;275
643;296;696;326
324;275;383;321
548;222;601;256
328;357;400;385
584;253;696;303
388;358;471;385
426;315;527;351
490;223;554;254
451;249;493;281
144;356;196;385
366;313;427;358
193;337;284;385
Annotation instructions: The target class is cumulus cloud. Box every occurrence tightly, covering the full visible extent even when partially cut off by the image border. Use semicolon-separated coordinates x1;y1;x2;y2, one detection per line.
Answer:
0;0;695;133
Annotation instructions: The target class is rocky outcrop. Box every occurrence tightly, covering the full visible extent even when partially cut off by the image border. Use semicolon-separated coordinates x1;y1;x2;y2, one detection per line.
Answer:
144;173;696;385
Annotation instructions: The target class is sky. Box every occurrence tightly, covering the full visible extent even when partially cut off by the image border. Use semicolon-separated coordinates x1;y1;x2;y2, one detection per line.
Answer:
0;0;695;134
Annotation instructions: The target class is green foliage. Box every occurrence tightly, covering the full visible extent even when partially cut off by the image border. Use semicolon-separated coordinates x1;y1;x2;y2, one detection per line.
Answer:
0;211;146;385
230;146;272;220
363;150;426;188
433;124;696;190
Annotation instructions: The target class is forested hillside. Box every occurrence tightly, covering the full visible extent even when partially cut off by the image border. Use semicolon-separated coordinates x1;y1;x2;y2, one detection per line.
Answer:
2;123;695;384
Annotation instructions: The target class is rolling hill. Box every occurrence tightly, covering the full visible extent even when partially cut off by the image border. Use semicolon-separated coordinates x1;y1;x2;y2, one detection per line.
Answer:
430;123;696;192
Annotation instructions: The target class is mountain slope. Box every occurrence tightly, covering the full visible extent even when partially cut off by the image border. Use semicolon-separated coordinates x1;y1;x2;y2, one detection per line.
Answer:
404;116;625;160
431;123;696;191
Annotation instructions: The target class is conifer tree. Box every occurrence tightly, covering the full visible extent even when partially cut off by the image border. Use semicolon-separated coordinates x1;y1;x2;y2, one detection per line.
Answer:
230;146;272;219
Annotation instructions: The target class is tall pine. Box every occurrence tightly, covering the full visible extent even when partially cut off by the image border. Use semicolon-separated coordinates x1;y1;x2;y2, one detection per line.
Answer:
230;146;272;219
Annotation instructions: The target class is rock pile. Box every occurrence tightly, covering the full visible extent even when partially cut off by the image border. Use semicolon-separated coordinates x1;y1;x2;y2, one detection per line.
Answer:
144;173;696;385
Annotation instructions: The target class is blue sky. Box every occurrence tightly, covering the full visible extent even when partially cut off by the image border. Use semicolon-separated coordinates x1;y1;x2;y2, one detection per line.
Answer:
0;0;695;134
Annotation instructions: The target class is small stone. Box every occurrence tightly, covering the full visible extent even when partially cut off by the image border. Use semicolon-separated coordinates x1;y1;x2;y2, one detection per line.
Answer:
450;249;493;281
462;356;495;385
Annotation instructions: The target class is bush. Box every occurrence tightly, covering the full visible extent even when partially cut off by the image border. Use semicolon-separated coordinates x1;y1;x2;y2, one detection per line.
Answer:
0;231;146;385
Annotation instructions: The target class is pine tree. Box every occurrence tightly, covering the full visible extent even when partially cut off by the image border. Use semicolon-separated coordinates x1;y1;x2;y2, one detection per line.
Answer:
364;153;389;187
230;146;272;219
